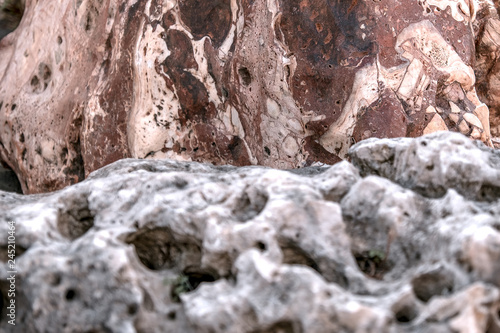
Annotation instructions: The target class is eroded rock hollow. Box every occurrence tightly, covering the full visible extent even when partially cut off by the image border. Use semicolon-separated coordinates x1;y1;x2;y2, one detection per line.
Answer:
1;132;500;332
0;0;500;193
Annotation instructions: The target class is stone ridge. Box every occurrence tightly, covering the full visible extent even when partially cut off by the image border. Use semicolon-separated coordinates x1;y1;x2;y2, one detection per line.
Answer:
0;131;499;332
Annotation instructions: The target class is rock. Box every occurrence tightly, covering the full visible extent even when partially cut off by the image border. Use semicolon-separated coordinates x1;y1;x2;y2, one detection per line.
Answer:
349;131;500;200
0;0;498;194
1;132;500;332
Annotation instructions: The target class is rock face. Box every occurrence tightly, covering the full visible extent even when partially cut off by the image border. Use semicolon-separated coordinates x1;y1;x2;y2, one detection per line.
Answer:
1;132;500;333
474;0;500;137
0;0;499;193
0;164;21;193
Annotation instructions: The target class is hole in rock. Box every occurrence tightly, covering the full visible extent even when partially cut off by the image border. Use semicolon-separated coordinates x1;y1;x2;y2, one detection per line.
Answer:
354;250;392;280
232;188;268;222
42;64;51;80
279;238;320;273
85;13;92;31
126;227;201;271
65;289;77;301
251;320;303;333
57;193;95;240
30;75;40;87
128;303;138;315
394;304;418;323
169;268;218;302
411;268;454;302
255;241;267;251
167;310;176;320
47;273;62;286
238;67;252;86
0;0;25;40
0;164;23;193
478;185;500;202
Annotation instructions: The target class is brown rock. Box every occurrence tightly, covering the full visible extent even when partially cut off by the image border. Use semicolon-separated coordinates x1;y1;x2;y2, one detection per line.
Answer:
474;1;500;136
0;0;497;193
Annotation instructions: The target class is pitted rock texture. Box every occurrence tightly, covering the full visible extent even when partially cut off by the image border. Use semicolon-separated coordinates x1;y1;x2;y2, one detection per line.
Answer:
1;132;500;332
0;0;499;193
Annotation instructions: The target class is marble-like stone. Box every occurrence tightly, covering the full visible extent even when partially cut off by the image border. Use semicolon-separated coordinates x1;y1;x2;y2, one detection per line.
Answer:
0;132;500;332
0;0;499;193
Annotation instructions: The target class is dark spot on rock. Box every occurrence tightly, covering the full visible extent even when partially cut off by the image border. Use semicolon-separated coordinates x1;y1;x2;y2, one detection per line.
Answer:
411;267;454;302
264;146;271;155
10;104;16;111
232;188;268;222
167;310;176;320
126;227;201;271
394;303;418;323
65;289;77;301
57;193;95;240
238;67;252;86
228;136;244;160
251;320;302;333
178;0;232;48
279;238;320;271
127;303;138;315
255;241;267;251
354;250;392;280
30;75;40;88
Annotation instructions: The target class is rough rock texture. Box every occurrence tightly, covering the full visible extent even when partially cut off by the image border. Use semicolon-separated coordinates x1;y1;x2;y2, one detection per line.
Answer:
0;0;499;193
1;132;500;332
474;0;500;137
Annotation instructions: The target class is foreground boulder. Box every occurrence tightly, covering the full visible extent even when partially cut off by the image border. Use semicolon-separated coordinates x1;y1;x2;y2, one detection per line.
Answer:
0;132;499;332
0;0;499;193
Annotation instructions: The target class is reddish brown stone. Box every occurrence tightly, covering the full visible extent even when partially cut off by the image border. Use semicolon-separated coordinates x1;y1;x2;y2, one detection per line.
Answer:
0;0;497;193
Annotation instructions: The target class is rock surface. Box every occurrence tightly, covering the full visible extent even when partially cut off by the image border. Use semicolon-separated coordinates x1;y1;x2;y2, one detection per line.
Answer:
0;0;499;193
1;131;500;332
0;164;21;193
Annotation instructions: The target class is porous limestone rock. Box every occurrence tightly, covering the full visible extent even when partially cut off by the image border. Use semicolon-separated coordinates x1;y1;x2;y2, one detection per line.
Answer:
0;132;500;332
0;0;499;193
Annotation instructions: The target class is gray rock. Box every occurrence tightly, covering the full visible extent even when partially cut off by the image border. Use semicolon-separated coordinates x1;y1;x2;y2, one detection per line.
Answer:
349;131;500;200
0;132;500;332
